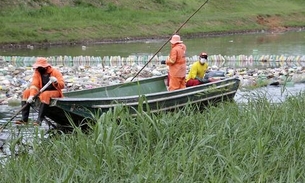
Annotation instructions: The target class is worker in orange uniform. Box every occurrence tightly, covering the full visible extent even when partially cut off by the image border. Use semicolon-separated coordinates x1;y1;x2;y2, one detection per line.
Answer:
161;34;187;91
15;57;65;126
186;52;209;87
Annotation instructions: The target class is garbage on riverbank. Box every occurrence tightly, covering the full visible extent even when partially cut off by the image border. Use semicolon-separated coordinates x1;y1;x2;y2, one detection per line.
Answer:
1;55;305;105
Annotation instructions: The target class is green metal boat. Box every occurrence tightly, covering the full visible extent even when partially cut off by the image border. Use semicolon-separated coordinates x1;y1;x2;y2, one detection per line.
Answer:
46;75;240;129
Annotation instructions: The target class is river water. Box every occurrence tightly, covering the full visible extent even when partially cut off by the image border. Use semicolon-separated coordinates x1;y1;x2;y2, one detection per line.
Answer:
1;30;305;57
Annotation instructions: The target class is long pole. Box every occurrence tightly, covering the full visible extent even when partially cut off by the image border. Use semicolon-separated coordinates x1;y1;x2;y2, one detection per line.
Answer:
131;0;210;81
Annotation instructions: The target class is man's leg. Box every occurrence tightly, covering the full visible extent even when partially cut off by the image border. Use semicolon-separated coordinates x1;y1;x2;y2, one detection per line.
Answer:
15;101;30;124
15;89;31;124
34;102;49;126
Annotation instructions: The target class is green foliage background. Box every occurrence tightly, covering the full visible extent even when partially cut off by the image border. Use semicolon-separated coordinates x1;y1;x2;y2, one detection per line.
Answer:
0;0;305;45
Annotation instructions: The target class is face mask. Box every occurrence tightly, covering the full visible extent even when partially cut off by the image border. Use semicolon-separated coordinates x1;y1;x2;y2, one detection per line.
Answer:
37;67;47;74
200;58;207;64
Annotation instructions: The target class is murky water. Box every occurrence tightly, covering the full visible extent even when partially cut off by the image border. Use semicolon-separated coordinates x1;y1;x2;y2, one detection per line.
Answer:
234;83;305;103
1;30;305;57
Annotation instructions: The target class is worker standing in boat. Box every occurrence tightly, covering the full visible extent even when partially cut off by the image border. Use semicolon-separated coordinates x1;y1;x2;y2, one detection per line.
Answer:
161;34;187;91
15;57;65;126
186;52;209;87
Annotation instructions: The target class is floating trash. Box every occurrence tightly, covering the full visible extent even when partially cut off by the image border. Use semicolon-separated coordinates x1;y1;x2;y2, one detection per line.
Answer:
1;54;305;68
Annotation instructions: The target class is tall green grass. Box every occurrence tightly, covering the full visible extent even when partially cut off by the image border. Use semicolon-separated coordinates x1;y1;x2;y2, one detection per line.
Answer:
0;0;305;44
1;92;305;182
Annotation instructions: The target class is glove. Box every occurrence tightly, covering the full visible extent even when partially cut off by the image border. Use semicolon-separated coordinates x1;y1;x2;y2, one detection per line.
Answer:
196;77;209;84
195;76;203;82
49;76;57;83
161;60;166;64
27;96;34;104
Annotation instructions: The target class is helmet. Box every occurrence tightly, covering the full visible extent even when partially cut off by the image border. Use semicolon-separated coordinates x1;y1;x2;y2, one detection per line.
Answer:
199;52;208;59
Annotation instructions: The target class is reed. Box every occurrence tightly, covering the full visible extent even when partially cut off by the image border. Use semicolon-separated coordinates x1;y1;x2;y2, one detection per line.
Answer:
1;92;305;182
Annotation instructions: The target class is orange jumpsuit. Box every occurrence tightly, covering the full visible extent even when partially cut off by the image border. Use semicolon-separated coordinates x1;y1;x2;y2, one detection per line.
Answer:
166;43;187;91
22;67;65;104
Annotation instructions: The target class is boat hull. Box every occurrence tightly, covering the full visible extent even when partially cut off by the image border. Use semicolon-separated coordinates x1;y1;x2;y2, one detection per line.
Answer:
46;75;240;128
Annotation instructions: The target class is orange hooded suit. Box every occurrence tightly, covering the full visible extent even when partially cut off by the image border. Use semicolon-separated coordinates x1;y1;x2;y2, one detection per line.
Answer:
165;35;187;91
22;61;65;104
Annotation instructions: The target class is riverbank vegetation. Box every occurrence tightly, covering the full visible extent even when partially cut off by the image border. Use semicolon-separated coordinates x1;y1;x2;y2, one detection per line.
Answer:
1;92;305;182
0;0;305;47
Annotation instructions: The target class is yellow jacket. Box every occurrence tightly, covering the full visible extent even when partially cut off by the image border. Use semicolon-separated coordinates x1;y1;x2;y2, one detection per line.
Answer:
186;61;209;81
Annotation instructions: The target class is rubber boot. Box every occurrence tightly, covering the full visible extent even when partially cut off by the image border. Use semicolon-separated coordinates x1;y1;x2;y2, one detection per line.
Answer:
15;101;30;124
34;103;49;126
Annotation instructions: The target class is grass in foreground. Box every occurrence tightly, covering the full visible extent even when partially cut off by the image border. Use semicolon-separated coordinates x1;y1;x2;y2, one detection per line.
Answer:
1;92;305;182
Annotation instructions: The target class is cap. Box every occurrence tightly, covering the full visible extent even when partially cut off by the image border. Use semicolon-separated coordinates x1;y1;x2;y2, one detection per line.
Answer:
199;52;208;58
